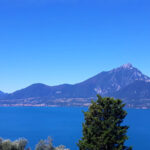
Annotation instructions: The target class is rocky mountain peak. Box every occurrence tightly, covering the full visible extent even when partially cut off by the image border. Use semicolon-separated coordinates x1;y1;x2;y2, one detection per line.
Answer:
121;63;133;69
111;63;134;72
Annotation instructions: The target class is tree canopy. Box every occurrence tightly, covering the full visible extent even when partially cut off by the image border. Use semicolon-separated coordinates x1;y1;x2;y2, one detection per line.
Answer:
78;95;132;150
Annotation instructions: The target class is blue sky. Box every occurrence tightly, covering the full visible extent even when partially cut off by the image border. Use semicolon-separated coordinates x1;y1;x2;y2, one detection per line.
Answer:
0;0;150;93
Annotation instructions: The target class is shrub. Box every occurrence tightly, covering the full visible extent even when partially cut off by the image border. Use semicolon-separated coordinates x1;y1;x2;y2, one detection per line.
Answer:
35;137;70;150
0;138;28;150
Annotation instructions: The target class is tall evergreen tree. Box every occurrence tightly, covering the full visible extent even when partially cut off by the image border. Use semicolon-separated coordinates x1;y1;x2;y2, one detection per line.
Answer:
78;95;132;150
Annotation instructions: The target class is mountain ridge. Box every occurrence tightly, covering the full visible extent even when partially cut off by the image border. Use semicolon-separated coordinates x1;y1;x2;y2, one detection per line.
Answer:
1;64;150;108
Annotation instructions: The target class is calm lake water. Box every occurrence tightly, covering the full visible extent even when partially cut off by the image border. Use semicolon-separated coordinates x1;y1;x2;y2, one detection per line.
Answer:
0;107;150;150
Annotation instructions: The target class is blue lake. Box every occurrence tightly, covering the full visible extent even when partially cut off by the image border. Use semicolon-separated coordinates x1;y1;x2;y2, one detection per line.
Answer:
0;107;150;150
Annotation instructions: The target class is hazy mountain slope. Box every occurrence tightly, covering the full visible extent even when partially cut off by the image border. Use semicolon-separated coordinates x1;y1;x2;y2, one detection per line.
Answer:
4;83;74;99
113;80;150;100
112;80;150;108
5;83;52;99
0;91;4;95
0;91;7;99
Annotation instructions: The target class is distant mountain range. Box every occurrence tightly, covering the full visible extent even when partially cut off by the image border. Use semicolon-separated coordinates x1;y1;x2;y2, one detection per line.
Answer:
1;63;150;108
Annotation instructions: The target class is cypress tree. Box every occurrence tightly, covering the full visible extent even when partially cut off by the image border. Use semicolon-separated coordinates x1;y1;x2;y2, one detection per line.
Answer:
78;95;132;150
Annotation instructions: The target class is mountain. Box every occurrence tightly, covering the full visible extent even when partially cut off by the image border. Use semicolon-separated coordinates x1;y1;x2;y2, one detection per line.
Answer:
0;91;8;101
112;80;150;108
0;63;150;108
0;91;5;95
0;91;7;97
75;63;150;96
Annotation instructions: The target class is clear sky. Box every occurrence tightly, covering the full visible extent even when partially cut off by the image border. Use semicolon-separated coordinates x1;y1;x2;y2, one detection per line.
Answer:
0;0;150;93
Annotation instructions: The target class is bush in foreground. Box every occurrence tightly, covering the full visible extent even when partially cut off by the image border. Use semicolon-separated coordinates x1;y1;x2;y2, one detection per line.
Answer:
35;137;69;150
0;138;28;150
0;137;69;150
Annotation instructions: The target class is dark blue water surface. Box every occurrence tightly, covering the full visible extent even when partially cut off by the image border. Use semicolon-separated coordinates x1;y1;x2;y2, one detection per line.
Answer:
0;107;150;150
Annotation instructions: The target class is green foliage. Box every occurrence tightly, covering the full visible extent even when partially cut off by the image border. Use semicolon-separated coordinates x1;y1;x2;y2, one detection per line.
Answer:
0;137;69;150
0;138;28;150
35;137;70;150
1;140;11;150
35;137;54;150
55;145;69;150
78;95;132;150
